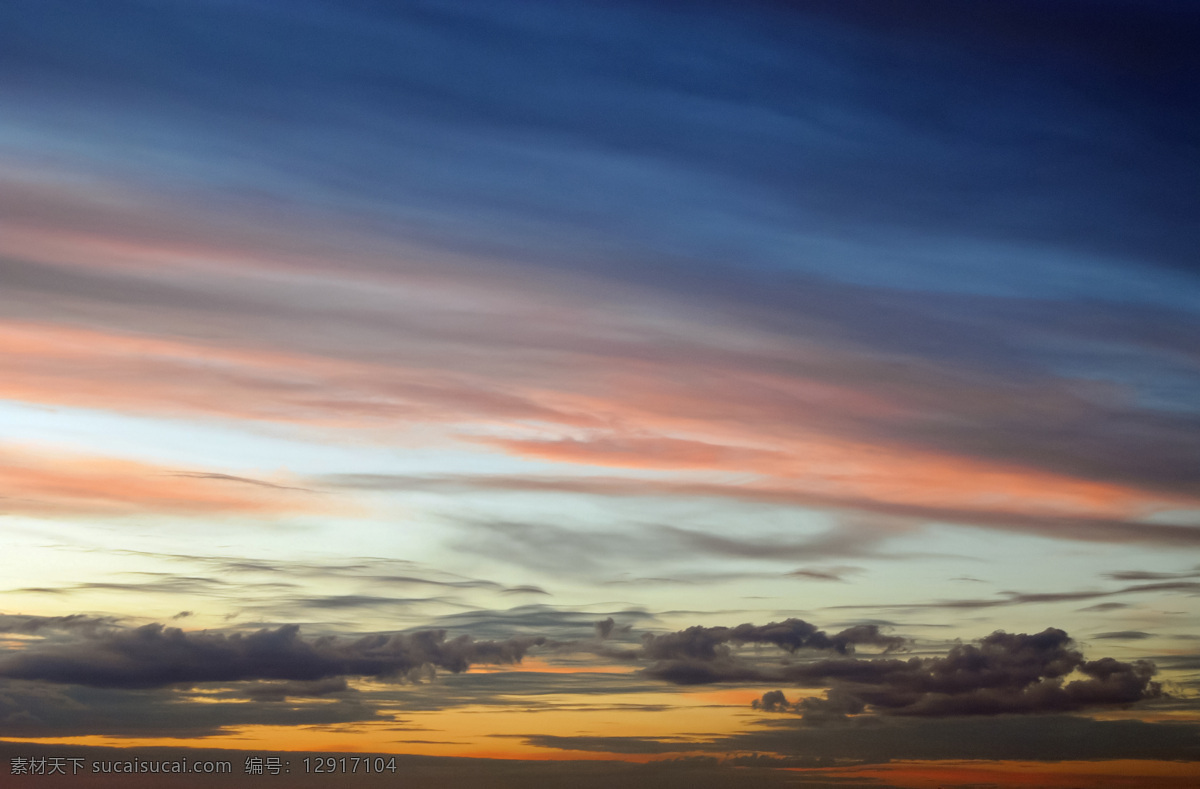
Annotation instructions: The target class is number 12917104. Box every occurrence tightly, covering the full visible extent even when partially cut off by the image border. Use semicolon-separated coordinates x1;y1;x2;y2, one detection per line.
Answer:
303;756;398;773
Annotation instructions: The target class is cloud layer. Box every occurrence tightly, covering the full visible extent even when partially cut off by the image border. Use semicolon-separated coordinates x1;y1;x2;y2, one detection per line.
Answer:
0;623;544;689
642;624;1161;717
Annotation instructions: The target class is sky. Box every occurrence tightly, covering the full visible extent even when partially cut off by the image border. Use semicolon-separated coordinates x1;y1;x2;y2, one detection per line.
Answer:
1;0;1199;786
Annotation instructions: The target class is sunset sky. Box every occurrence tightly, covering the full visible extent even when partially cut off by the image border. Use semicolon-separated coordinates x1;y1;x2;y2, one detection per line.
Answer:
2;1;1199;786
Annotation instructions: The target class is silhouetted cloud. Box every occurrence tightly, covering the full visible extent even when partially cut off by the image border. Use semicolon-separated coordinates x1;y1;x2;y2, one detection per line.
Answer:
0;614;119;636
595;618;616;640
641;619;906;664
641;624;1161;718
1093;631;1154;640
0;678;380;738
0;623;544;689
751;690;791;713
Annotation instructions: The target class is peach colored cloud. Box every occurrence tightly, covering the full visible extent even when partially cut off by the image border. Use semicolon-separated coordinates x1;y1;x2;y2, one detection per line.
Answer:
0;445;321;519
3;178;1194;531
0;320;593;429
479;432;1195;523
5;316;1196;539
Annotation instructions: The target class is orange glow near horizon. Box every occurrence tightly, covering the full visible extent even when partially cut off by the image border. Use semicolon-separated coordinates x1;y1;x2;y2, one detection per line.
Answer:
1;690;765;761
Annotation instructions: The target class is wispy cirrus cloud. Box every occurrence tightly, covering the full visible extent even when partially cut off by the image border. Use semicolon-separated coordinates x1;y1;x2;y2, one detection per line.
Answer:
0;445;322;519
329;473;1200;549
829;580;1200;612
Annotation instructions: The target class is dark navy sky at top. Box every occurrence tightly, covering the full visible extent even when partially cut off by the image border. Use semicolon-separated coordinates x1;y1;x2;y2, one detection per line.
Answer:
2;0;1198;429
3;0;1196;280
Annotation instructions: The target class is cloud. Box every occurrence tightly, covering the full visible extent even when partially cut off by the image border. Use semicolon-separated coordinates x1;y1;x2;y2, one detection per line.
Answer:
500;585;549;595
639;623;1161;718
641;619;906;664
831;579;1200;611
240;677;351;702
0;623;544;689
788;567;862;582
339;474;1200;549
1092;630;1154;640
1;0;1197;552
443;516;929;580
1106;568;1200;581
0;444;323;520
65;548;539;602
286;595;448;610
751;689;791;713
0;614;119;636
0;678;379;738
424;605;656;642
165;472;313;492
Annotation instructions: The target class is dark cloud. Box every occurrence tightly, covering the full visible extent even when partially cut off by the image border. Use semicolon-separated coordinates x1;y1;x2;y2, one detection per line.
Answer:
0;623;544;689
501;585;549;595
1106;568;1200;581
407;605;657;643
751;690;791;713
832;579;1200;612
594;618;616;640
793;687;868;723
0;679;379;739
166;472;313;492
788;569;852;582
385;665;669;712
787;561;864;580
641;623;1161;719
641;619;906;664
1092;630;1154;640
0;614;119;636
